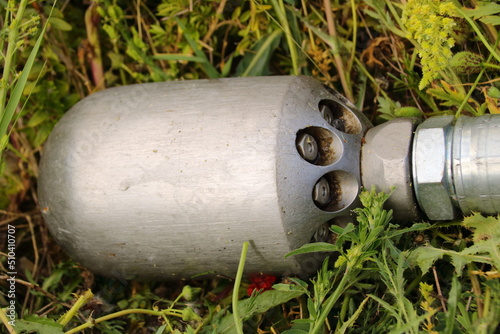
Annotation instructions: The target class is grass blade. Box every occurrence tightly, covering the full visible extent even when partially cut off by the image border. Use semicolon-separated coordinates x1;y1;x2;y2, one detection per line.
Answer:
240;30;282;77
0;5;51;156
443;276;460;334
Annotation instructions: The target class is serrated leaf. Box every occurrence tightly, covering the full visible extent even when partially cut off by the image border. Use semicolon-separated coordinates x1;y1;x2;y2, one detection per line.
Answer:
463;213;500;242
15;315;64;334
426;81;478;114
376;96;397;120
461;214;500;267
409;245;494;276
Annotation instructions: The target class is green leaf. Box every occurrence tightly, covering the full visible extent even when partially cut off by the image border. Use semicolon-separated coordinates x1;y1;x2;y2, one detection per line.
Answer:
480;16;500;25
450;52;484;75
386;222;431;239
408;245;493;276
155;324;168;334
307;298;317;320
152;54;206;62
285;242;338;258
282;330;309;334
0;134;8;152
376;96;397;120
238;289;304;318
26;110;51;128
206;288;304;334
426;81;479;115
272;283;307;293
236;29;282;77
289;277;308;289
463;213;500;242
463;213;500;268
15;315;64;334
443;276;460;334
488;87;500;99
367;294;402;321
331;222;356;239
290;319;314;324
464;2;500;20
394;106;422;118
49;17;72;31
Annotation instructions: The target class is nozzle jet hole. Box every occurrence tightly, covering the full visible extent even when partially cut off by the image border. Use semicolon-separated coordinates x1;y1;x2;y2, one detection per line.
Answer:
319;100;361;135
312;171;359;212
296;127;342;166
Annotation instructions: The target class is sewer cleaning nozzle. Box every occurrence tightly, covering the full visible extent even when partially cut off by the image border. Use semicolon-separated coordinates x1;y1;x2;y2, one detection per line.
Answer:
38;76;500;280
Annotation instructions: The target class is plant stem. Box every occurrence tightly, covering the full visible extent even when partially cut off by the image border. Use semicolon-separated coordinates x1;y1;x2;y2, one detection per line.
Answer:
301;0;316;52
59;289;94;326
323;0;353;101
347;0;357;75
0;0;28;117
0;308;17;334
232;241;249;334
65;308;184;334
483;63;500;70
310;268;352;334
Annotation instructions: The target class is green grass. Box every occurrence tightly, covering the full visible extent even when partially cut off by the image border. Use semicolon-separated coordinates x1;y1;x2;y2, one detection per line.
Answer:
1;0;499;333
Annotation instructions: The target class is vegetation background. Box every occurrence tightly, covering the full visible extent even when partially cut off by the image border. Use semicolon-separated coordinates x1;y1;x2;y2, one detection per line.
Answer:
1;0;499;333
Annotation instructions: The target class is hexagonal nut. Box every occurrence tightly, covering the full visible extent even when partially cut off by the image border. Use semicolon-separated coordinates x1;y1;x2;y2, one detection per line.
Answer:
296;133;318;162
413;116;457;220
313;177;330;206
361;118;420;221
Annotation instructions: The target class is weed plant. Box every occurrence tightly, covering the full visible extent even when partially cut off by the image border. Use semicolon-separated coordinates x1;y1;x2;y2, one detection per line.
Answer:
1;0;499;333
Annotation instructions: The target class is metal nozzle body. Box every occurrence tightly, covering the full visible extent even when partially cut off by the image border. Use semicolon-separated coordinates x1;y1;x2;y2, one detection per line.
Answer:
37;76;500;279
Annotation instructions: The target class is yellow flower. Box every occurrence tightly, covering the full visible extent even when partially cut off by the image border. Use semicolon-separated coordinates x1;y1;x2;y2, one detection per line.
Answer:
402;0;458;89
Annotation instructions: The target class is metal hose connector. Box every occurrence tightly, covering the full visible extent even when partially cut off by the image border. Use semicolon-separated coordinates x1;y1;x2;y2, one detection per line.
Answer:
413;115;500;220
452;115;500;216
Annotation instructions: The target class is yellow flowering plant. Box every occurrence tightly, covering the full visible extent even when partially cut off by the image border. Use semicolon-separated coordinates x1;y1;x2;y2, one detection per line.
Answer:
402;0;459;90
